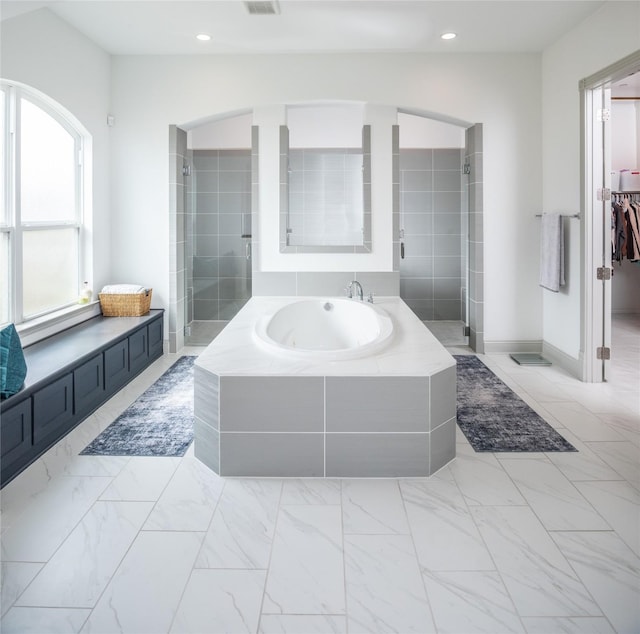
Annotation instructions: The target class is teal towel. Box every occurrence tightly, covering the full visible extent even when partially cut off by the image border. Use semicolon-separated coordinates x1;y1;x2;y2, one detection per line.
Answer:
0;323;27;398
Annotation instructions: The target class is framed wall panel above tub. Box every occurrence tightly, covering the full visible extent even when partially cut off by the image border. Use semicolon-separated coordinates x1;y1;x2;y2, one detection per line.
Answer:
280;114;372;254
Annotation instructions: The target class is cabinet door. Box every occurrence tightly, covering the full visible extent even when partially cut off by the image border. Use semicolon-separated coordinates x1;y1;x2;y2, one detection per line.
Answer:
105;339;129;394
32;374;74;446
74;353;104;417
129;327;148;376
1;398;32;463
148;318;163;360
1;399;33;486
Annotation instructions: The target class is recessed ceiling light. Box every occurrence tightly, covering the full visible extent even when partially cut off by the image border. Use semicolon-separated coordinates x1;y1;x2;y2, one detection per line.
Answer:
441;32;457;40
196;33;211;41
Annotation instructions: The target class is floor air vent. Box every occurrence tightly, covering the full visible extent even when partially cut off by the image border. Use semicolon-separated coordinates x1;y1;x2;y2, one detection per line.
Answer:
244;1;280;15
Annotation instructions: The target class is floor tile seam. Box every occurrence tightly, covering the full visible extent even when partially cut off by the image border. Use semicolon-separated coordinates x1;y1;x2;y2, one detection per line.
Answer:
191;565;269;571
0;605;94;634
493;462;616;535
443;476;506;579
582;438;635;445
463;502;530;508
6;496;159;608
139;526;216;534
138;451;207;532
85;528;205;634
260;611;347;617
255;479;285;634
579;450;639;486
278;502;342;506
166;554;198;634
395;477;439;633
546;527;625;535
453;443;532;508
161;527;209;634
0;460;114;529
342;530;412;536
463;503;606;624
191;477;228;565
543;532;611;621
339;480;350;632
565;476;628;484
9;597;96;610
421;566;530;634
3;472;117;606
341;482;410;535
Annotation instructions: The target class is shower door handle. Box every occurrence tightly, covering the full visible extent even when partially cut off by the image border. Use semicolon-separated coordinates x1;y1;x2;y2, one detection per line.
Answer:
401;242;405;259
246;242;251;261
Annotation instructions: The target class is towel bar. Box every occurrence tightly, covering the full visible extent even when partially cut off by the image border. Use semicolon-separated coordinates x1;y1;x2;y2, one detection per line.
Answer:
535;213;581;219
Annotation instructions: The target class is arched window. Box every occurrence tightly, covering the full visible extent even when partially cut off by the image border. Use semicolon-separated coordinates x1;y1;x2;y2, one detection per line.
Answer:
0;82;87;326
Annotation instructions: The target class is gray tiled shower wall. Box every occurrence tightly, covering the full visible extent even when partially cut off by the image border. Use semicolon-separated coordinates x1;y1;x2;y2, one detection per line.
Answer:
399;148;465;321
189;150;252;321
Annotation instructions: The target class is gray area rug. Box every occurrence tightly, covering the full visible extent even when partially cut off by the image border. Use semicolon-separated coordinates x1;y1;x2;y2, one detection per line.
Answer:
455;355;576;452
81;356;195;457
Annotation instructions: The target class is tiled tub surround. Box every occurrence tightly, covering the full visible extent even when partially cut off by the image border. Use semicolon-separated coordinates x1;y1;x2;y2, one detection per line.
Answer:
194;296;456;477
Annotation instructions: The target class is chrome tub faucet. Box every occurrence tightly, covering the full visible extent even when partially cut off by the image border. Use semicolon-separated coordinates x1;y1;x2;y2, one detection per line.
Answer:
347;280;364;301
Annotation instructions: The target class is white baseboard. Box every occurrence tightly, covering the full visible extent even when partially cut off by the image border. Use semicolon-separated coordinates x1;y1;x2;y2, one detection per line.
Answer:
542;340;583;380
482;340;542;354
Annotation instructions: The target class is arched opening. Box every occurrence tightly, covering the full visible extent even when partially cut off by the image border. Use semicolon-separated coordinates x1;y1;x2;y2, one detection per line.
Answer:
168;105;483;353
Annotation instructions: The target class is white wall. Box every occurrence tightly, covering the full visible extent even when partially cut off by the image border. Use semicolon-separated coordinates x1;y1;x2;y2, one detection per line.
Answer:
541;1;640;361
110;52;542;343
0;9;112;296
398;113;465;148
0;9;545;344
288;103;364;148
188;112;252;149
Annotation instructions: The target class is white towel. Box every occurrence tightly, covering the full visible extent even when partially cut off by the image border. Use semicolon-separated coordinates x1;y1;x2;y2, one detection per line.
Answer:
539;213;565;292
100;284;147;294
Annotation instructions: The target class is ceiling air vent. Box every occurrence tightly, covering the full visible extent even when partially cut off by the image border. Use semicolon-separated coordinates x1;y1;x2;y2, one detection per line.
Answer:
244;1;280;15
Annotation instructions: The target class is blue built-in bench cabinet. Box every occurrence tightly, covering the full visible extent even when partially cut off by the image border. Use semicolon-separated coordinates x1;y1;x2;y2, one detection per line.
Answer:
0;309;164;487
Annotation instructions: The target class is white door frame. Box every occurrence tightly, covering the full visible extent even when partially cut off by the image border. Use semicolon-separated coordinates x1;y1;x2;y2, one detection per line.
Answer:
580;50;640;382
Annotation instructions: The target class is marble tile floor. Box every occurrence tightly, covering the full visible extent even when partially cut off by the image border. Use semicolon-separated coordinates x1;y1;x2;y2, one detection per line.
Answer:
0;316;638;634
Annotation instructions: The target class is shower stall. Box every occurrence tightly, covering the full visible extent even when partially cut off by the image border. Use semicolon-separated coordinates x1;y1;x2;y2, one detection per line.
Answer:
184;115;253;345
398;113;469;346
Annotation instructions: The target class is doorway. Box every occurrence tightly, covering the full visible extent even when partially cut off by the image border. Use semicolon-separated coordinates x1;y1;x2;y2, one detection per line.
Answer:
396;112;484;353
581;50;640;382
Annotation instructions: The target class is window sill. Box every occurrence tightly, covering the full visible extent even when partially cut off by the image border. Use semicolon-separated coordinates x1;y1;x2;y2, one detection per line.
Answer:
16;301;102;348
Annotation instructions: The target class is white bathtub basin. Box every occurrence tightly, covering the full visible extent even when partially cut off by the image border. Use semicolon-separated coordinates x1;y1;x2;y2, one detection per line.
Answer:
254;298;394;360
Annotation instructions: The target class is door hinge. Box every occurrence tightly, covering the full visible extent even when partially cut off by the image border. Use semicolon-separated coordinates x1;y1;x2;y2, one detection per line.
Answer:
463;162;471;175
596;267;611;280
597;187;611;201
596;347;611;360
597;108;610;122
